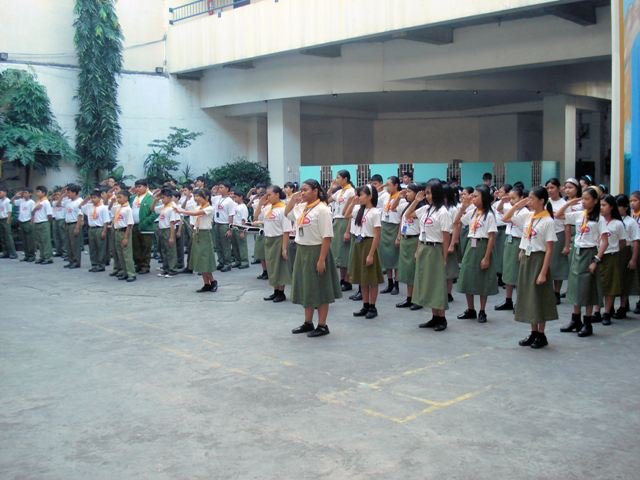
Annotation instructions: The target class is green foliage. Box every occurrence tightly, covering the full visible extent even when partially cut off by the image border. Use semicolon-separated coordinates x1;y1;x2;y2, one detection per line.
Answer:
177;163;194;186
0;69;75;180
143;127;202;186
107;165;135;184
204;157;271;194
74;0;123;181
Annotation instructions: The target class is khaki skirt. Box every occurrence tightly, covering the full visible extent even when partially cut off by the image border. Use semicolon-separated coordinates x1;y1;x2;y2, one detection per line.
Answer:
494;226;506;274
346;235;356;275
566;246;602;307
501;236;522;286
514;251;558;324
331;218;350;268
413;243;449;310
287;238;297;275
599;251;623;296
189;229;216;273
550;234;569;280
621;246;640;296
264;235;292;287
349;237;384;286
291;244;342;308
458;225;469;259
457;238;499;296
379;221;400;270
253;233;265;261
397;236;419;285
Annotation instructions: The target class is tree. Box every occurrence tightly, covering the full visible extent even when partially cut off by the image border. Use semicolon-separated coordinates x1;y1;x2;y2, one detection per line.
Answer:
143;128;202;186
73;0;123;184
205;157;271;194
0;69;76;186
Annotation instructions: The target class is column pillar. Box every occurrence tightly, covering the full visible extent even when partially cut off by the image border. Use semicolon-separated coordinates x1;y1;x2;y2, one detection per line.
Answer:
247;117;268;167
543;95;576;181
267;99;301;186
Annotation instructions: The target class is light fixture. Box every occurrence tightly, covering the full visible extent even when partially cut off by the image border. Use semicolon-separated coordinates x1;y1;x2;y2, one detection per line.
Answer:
0;52;8;61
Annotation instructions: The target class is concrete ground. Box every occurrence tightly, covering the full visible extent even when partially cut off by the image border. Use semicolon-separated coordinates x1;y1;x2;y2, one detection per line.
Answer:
1;247;640;480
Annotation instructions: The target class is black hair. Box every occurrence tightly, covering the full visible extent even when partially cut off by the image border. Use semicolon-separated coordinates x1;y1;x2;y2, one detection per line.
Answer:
502;183;513;194
90;189;102;197
512;185;525;199
369;174;383;184
403;172;414;180
530;186;554;218
116;189;129;197
196;176;206;183
475;185;494;220
255;183;267;190
482;172;493;181
183;184;194;191
580;175;594;186
336;169;353;186
442;183;458;209
218;181;231;190
161;187;174;197
355;185;378;227
583;187;601;222
630;191;640;202
463;186;474;195
302;179;328;203
284;181;298;192
616;194;630;215
134;179;148;187
601;194;622;221
66;184;81;194
400;183;425;217
545;177;561;188
268;185;286;200
598;183;609;196
387;176;401;188
193;189;209;202
426;179;445;210
513;181;525;190
35;185;48;195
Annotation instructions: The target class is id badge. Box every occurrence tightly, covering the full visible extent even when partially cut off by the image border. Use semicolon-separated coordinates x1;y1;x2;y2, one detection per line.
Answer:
298;227;304;237
507;235;513;244
401;225;407;235
216;212;220;218
576;247;581;256
356;235;363;243
385;214;390;221
526;244;532;257
471;238;477;248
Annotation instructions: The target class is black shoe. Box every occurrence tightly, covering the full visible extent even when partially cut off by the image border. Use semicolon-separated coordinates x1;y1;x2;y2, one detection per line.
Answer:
419;317;439;329
560;314;582;332
126;276;137;283
251;259;261;265
530;333;548;349
498;276;506;288
264;290;277;301
448;293;454;302
560;292;567;298
88;267;98;272
380;280;394;294
40;260;53;265
592;311;602;323
612;307;627;320
63;263;73;268
109;271;120;277
555;292;561;305
409;304;423;311
219;265;232;272
9;254;18;259
196;284;213;293
341;281;353;292
117;275;128;280
365;306;378;319
231;262;241;268
292;322;314;334
93;267;105;272
457;309;477;320
434;317;448;332
519;331;538;346
478;311;487;323
601;313;612;326
353;305;369;317
349;291;362;301
211;280;218;292
238;264;250;269
577;316;593;337
35;259;44;264
179;268;193;274
68;264;80;269
396;299;412;308
308;325;330;337
273;291;286;303
635;302;640;315
257;271;268;280
138;268;150;275
390;281;399;296
495;299;514;311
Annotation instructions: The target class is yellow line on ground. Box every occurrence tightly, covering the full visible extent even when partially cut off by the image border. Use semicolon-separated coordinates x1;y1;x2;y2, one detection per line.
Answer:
619;326;640;337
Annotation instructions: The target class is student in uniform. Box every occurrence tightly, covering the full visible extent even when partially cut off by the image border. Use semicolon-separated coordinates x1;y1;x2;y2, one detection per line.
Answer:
257;185;293;303
629;191;640;314
62;184;84;269
251;191;269;280
80;189;110;272
111;190;137;282
32;186;54;265
51;189;67;258
614;194;639;318
394;184;424;310
328;170;356;292
343;191;363;302
546;178;569;304
230;189;250;269
212;181;235;272
503;186;558;349
494;185;528;311
283;182;299;274
379;176;406;295
154;188;180;277
443;183;459;303
179;184;197;274
174;189;218;292
350;185;384;319
13;189;36;262
556;186;607;337
597;194;626;325
451;186;475;258
492;184;512;287
453;184;499;324
131;179;157;275
285;179;342;338
370;174;389;209
404;179;452;331
0;186;17;259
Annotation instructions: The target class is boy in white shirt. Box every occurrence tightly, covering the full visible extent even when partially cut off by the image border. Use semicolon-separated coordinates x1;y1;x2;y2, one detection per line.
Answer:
112;190;136;282
154;188;179;277
82;189;111;272
230;189;250;269
62;184;84;269
12;188;36;262
0;186;17;259
213;181;235;271
32;186;54;264
51;189;67;258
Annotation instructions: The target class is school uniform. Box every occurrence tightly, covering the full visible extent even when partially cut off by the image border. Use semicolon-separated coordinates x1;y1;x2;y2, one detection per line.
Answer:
445;205;460;281
511;212;558;323
130;192;157;273
155;204;179;274
288;201;342;308
492;201;507;275
331;186;356;268
457;204;472;259
52;201;67;257
63;197;84;267
621;216;640;296
15;198;36;260
32;198;53;262
104;196;117;267
263;203;292;287
550;198;569;280
348;207;384;286
457;208;499;296
0;197;17;258
397;210;420;286
502;208;529;286
212;196;235;268
565;211;604;307
231;203;250;268
81;203;109;269
412;206;451;310
379;194;407;270
285;197;298;275
181;195;198;269
111;203;136;279
599;218;625;297
189;205;216;273
252;199;266;262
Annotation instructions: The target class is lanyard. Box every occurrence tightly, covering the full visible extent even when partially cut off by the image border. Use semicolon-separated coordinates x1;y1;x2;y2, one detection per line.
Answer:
385;192;399;212
470;208;483;234
524;210;550;240
298;199;321;226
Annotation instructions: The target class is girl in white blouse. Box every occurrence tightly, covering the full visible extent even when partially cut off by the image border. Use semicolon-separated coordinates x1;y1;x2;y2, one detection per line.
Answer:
546;178;569;304
614;194;640;319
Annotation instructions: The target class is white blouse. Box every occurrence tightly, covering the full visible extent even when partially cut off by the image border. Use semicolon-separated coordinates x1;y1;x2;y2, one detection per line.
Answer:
565;210;604;249
461;208;498;239
512;212;557;253
332;187;356;219
263;204;293;237
602;218;625;254
352;207;382;238
288;202;334;246
550;198;567;233
417;205;452;243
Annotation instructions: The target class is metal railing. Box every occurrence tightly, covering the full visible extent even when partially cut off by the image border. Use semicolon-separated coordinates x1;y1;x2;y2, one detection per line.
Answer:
169;0;250;24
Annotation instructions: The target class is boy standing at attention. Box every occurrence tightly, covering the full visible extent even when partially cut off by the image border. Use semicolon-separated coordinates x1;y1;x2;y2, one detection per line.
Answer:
63;184;84;269
153;188;179;277
51;189;67;258
112;190;136;282
131;179;157;275
32;186;54;264
230;189;250;269
13;189;36;262
82;189;111;272
0;186;17;259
